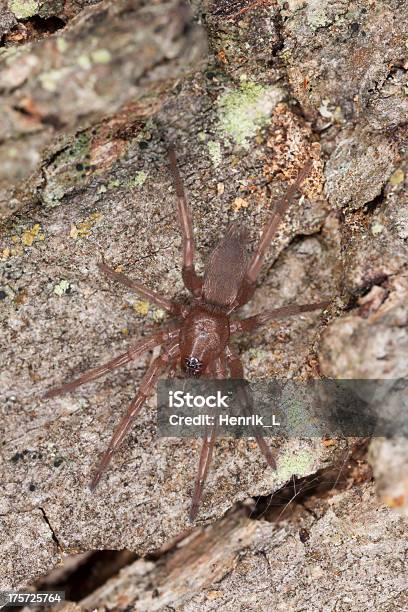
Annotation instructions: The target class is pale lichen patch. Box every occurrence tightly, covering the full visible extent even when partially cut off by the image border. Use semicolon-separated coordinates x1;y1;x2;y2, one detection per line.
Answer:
247;348;269;362
77;55;92;70
306;0;331;30
207;141;222;168
389;168;404;186
91;49;112;64
371;221;384;236
107;179;120;190
277;448;316;482
53;280;71;297
56;39;68;54
152;308;166;323
9;0;38;19
128;171;148;188
218;82;285;148
38;69;68;93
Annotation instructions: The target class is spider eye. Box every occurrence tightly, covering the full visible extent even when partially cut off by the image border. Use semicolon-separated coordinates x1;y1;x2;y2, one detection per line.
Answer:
184;357;203;374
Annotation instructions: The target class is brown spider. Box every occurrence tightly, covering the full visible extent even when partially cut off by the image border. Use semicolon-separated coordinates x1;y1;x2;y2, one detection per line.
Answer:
44;147;329;521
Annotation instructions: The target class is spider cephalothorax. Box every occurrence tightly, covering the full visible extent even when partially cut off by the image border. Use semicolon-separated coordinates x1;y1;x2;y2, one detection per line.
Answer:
180;304;230;376
44;147;329;521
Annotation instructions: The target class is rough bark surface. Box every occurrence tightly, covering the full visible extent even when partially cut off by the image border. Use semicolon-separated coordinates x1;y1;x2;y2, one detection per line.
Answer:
57;484;408;611
0;0;206;217
1;0;407;595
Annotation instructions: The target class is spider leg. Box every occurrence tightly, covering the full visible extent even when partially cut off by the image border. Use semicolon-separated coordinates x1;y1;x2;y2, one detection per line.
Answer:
189;420;217;522
189;356;226;522
98;262;181;315
90;339;180;491
168;361;178;379
230;301;330;334
44;329;179;399
168;147;203;298
231;160;313;311
226;346;276;470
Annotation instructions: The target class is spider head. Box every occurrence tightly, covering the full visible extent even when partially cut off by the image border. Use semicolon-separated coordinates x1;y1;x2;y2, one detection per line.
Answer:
184;356;203;377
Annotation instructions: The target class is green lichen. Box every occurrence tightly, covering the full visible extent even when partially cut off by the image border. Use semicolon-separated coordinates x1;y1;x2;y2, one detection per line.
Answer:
43;132;92;206
9;0;38;19
285;397;322;437
278;0;305;12
71;132;91;158
277;448;316;482
344;9;361;21
389;168;405;185
56;38;68;54
207;141;222;168
108;179;120;189
0;47;20;62
247;348;269;362
53;279;71;296
77;54;92;70
306;0;331;30
128;171;148;187
91;49;111;64
39;69;67;93
152;308;166;323
218;82;284;148
371;221;384;236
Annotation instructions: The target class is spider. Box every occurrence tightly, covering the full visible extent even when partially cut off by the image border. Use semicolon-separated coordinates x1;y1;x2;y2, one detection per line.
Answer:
44;147;329;521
